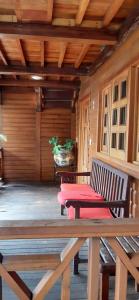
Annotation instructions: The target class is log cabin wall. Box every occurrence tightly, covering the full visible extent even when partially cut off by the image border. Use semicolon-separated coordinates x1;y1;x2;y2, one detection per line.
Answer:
77;27;139;216
1;87;73;182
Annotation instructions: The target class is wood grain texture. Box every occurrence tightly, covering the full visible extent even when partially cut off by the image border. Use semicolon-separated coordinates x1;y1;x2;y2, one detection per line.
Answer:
103;0;126;27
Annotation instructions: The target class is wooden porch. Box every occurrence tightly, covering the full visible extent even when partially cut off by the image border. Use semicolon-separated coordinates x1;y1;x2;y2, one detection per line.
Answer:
0;1;139;299
0;183;138;300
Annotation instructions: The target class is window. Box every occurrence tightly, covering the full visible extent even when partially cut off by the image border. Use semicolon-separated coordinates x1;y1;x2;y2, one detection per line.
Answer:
101;87;111;153
100;71;128;160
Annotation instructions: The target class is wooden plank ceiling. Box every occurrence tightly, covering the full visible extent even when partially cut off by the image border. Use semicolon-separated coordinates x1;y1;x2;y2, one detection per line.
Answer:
0;0;138;108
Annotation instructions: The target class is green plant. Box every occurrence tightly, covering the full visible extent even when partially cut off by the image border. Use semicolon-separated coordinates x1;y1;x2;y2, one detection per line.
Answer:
49;136;75;155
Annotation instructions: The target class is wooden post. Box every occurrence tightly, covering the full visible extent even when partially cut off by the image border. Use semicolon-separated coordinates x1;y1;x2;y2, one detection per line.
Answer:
35;88;42;181
114;256;128;300
88;238;100;300
61;265;70;300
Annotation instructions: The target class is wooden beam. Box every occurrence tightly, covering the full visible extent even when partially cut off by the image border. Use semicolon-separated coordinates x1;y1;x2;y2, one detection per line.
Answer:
76;0;90;25
15;0;22;22
40;41;45;67
75;45;90;68
0;64;88;76
58;42;67;68
89;6;139;76
0;79;80;89
0;44;8;65
103;0;125;27
0;22;117;45
47;0;54;23
16;39;26;66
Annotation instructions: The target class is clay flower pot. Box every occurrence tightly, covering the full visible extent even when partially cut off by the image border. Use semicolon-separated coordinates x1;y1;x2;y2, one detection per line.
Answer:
54;148;74;167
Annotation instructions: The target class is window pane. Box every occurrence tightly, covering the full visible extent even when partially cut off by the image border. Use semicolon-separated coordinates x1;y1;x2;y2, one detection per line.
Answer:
113;85;118;102
121;80;127;99
119;133;125;150
104;114;107;127
104;94;108;107
120;106;127;125
103;133;107;146
111;133;117;148
112;109;118;125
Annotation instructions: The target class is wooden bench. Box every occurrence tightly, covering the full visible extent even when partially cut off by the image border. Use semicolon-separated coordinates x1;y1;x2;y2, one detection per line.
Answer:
99;236;139;300
57;159;131;300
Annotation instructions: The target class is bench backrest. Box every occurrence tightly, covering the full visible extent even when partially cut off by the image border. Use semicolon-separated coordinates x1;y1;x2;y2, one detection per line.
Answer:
90;159;129;218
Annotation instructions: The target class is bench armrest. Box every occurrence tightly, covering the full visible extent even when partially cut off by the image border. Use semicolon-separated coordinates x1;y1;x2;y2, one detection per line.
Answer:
56;171;90;177
56;171;90;183
65;200;126;208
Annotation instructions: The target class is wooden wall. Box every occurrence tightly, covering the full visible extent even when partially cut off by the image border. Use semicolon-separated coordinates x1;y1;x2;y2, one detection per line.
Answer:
41;108;72;181
77;27;139;216
1;87;73;182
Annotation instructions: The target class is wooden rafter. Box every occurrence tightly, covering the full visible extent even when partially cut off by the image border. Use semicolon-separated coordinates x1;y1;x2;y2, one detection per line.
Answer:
15;0;22;22
76;0;90;25
89;6;139;75
47;0;54;23
58;42;67;68
0;64;87;76
0;79;80;89
75;44;90;68
103;0;125;27
16;39;26;66
40;41;45;67
0;44;8;66
0;22;117;45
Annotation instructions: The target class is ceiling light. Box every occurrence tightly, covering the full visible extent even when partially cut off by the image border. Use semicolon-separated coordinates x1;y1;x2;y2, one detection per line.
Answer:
31;75;43;80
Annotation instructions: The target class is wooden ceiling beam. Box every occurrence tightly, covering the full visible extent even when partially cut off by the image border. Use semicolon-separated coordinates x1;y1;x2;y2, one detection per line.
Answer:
89;6;139;75
0;64;88;76
16;39;26;66
103;0;125;27
58;42;67;68
40;41;45;67
0;79;80;89
0;44;8;66
15;0;22;22
75;44;90;68
47;0;54;23
76;0;90;25
0;22;117;45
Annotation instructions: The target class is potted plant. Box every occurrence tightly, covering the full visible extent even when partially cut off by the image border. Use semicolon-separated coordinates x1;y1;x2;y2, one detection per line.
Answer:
49;136;75;167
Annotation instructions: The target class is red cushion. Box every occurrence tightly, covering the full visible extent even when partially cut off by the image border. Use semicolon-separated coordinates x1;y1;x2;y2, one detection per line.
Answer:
68;207;113;220
58;190;104;205
61;183;93;193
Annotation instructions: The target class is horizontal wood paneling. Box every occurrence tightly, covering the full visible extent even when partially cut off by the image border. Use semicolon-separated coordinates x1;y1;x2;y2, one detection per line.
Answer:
40;108;71;181
1;88;72;182
2;87;37;181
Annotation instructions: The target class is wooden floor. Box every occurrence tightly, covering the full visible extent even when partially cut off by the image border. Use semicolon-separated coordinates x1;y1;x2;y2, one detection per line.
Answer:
0;183;138;300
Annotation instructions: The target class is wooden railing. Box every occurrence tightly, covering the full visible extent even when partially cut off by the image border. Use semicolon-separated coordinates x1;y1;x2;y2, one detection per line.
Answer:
0;218;139;300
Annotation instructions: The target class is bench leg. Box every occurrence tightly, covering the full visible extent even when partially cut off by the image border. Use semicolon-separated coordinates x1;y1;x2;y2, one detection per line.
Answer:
73;252;79;275
102;272;109;300
61;205;65;215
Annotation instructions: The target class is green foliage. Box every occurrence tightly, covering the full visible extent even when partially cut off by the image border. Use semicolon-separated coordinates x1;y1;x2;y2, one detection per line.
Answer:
49;136;75;155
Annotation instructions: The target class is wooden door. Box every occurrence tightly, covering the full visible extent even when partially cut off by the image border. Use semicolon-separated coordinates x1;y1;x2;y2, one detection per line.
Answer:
78;97;90;182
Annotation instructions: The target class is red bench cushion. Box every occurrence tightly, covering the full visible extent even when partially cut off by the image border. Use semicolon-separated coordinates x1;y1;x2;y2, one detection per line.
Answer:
60;183;93;192
58;190;104;205
68;207;113;219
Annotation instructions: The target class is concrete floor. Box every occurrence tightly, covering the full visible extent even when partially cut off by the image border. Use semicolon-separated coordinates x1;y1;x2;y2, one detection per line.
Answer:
0;183;138;300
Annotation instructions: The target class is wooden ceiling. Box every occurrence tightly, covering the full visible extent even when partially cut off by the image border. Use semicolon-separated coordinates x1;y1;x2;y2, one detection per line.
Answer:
0;0;138;108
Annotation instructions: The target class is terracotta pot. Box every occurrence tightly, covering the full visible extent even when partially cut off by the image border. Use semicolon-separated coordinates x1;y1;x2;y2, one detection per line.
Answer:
54;149;74;167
